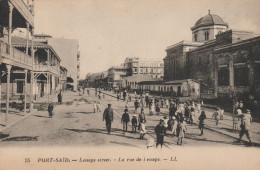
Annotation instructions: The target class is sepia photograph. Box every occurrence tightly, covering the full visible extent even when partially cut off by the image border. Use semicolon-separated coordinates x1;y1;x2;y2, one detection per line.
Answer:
0;0;260;169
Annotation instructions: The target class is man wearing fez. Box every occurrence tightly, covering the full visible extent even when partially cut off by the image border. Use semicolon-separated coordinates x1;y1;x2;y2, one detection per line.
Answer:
103;104;114;134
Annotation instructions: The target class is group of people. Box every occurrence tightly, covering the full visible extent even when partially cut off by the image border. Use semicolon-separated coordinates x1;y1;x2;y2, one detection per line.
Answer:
99;89;254;147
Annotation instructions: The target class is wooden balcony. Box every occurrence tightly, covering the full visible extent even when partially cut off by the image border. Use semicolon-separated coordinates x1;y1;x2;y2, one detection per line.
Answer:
0;40;32;70
34;64;60;76
10;0;34;27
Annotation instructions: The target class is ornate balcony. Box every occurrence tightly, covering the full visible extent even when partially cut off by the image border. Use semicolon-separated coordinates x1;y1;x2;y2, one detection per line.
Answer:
0;40;32;70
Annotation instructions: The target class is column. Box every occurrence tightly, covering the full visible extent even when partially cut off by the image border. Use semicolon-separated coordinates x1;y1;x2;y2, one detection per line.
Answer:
47;73;50;101
246;53;254;95
8;2;14;54
24;69;28;115
214;54;219;98
30;28;34;113
0;70;2;113
6;64;12;126
26;22;29;55
229;56;234;90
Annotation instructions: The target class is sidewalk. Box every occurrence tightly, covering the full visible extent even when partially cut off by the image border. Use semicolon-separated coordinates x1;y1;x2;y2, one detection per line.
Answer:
99;89;260;145
0;91;81;132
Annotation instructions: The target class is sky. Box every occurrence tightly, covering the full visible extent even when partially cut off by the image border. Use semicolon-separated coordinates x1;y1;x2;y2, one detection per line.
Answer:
33;0;260;79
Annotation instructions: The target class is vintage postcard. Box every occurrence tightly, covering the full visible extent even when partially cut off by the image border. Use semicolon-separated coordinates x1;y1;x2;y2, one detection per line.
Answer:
0;0;260;169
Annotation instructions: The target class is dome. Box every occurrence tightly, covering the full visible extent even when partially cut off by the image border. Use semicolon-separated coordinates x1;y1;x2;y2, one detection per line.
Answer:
191;12;228;30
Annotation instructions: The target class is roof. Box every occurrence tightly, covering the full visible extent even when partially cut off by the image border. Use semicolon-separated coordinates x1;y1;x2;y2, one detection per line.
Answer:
138;80;164;85
34;34;52;38
165;79;199;84
12;36;61;61
60;66;67;72
191;13;228;31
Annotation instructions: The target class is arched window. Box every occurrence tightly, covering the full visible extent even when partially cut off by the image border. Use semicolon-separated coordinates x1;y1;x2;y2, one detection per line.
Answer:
205;31;209;40
194;34;198;42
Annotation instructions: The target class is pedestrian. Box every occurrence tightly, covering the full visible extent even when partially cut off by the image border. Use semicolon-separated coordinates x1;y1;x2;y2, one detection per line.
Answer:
138;108;146;130
220;107;224;120
131;116;138;133
87;89;90;96
117;93;120;101
198;111;206;136
169;103;176;119
161;98;164;108
236;109;253;146
48;103;54;118
58;91;62;104
123;90;127;101
134;99;139;113
93;101;97;113
163;116;168;130
177;118;187;145
103;104;114;134
171;116;178;136
165;98;169;108
212;107;221;126
196;102;201;114
156;101;160;115
150;101;155;115
139;119;146;139
128;95;131;102
189;106;196;123
96;102;101;112
121;110;130;133
155;119;166;148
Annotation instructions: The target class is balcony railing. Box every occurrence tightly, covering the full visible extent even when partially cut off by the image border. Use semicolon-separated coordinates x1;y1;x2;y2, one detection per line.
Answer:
0;40;32;67
10;0;34;27
34;64;60;76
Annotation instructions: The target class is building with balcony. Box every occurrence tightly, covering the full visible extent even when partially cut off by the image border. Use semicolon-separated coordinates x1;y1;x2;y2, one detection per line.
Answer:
12;36;61;99
0;0;35;115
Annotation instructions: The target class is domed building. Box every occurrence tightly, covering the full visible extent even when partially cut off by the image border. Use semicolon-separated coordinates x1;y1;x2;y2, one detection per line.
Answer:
191;10;228;42
162;11;260;106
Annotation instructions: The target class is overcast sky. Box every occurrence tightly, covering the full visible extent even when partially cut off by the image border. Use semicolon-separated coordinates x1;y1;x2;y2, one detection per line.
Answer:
34;0;260;79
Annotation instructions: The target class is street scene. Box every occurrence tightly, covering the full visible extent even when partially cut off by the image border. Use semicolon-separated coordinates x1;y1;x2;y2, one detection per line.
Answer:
0;0;260;169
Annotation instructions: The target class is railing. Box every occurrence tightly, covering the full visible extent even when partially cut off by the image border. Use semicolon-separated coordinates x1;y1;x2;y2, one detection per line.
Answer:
10;0;34;27
0;40;32;67
34;64;60;76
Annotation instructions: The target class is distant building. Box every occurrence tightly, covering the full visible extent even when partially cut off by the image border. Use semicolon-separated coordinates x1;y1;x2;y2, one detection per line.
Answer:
34;34;80;91
122;57;164;78
107;66;127;88
122;74;162;90
60;66;68;91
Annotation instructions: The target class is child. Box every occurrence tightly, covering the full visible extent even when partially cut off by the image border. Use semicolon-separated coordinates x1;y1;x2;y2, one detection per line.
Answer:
199;111;206;136
220;107;224;120
139;119;146;139
93;101;97;113
177;119;187;145
131;116;138;133
212;108;220;125
96;102;101;112
121;110;130;133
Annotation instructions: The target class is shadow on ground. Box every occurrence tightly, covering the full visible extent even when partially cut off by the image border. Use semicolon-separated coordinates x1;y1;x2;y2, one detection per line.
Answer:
2;136;38;142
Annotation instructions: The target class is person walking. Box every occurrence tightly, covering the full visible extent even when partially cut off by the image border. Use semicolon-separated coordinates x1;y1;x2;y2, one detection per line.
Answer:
57;91;63;104
96;101;101;112
139;119;146;139
93;101;97;113
138;108;146;130
212;107;221;126
177;119;187;145
171;116;178;136
134;99;139;113
131;116;138;133
198;111;206;136
121;110;130;133
103;104;114;134
156;101;160;115
165;98;169;108
155;119;166;148
236;109;253;146
48;103;54;118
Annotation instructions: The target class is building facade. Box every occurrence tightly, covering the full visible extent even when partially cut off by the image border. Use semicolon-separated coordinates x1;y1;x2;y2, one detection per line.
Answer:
0;0;35;115
164;11;260;102
107;66;127;88
34;35;80;91
122;57;164;78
